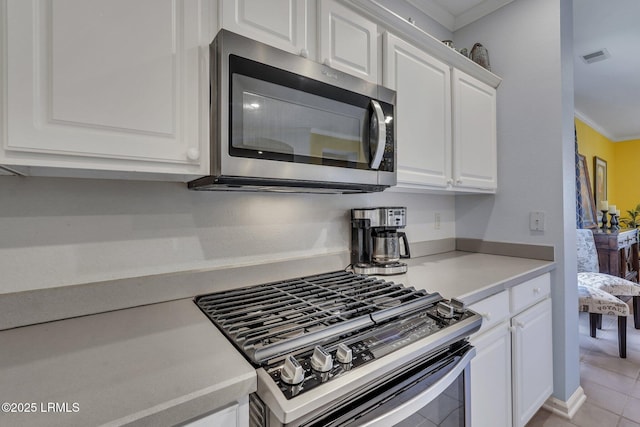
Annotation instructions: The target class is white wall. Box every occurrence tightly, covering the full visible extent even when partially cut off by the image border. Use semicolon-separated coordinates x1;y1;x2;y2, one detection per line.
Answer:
454;0;578;404
377;0;453;41
0;176;454;294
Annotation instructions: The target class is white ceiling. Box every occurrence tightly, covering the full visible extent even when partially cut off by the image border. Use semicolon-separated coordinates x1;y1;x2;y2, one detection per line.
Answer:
411;0;640;142
573;0;640;142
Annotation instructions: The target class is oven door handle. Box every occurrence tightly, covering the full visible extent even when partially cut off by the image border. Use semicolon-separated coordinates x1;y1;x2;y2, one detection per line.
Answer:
360;346;476;427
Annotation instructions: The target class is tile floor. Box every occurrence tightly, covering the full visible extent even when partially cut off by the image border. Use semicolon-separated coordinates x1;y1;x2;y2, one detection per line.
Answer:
526;312;640;427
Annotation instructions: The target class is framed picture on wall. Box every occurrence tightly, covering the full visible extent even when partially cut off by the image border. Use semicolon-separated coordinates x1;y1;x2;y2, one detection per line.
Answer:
594;156;607;210
579;154;598;228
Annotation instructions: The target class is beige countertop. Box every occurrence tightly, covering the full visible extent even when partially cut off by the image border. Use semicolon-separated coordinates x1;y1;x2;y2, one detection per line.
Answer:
400;251;555;305
0;299;255;427
0;250;554;426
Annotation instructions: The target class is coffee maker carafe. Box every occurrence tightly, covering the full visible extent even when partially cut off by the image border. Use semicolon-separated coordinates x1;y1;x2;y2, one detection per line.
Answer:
351;207;411;275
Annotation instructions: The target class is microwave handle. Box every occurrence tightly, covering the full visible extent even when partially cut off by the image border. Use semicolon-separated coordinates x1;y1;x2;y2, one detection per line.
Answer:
369;100;386;170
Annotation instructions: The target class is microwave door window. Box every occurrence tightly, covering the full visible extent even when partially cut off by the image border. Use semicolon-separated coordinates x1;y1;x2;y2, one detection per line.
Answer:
231;74;371;169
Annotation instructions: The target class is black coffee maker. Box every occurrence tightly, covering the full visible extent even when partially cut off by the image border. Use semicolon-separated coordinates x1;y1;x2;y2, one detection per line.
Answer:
351;207;411;275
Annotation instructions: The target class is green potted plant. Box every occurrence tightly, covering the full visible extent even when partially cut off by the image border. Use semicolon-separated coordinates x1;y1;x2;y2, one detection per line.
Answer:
621;203;640;228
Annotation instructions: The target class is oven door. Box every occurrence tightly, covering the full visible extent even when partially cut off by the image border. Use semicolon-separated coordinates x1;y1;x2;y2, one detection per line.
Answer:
308;344;475;427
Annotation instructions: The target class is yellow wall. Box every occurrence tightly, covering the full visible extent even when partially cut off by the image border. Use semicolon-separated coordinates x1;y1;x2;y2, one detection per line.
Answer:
576;117;640;218
613;138;640;214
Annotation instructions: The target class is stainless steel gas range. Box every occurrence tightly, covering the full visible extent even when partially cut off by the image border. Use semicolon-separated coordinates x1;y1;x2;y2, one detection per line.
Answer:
195;271;481;426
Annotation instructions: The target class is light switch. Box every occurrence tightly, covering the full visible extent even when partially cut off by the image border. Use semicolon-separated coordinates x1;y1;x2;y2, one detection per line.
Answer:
530;211;545;231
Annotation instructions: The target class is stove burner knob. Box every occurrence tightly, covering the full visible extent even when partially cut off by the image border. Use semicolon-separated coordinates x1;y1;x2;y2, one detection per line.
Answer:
280;355;305;385
310;346;333;372
450;299;466;314
437;301;455;319
336;343;353;364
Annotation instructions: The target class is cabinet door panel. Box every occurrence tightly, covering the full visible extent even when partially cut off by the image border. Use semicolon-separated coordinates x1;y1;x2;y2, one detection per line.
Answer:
452;69;497;190
5;0;208;175
221;0;307;55
470;323;511;427
512;298;553;427
319;0;377;83
182;396;249;427
51;1;173;134
384;33;451;188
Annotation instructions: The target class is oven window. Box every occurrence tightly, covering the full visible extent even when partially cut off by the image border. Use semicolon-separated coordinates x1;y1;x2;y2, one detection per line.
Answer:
393;375;465;427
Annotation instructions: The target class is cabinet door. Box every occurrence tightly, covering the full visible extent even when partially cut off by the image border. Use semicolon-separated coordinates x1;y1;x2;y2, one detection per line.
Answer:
3;0;209;178
383;33;451;188
319;0;378;83
182;397;248;427
512;298;553;427
470;323;512;427
220;0;308;56
452;69;497;191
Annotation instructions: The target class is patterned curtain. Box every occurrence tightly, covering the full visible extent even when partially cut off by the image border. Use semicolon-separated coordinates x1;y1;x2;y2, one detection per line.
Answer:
575;126;584;228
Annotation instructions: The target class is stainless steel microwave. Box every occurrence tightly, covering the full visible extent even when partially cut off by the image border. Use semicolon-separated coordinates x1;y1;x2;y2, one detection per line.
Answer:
188;30;396;193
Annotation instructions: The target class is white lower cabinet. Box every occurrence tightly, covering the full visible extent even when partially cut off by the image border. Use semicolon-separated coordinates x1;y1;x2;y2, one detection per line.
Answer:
468;273;553;427
182;396;249;427
470;322;512;427
512;297;553;427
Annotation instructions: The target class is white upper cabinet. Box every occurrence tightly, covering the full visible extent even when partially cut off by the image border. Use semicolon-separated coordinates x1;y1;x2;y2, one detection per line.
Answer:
0;0;498;184
452;69;497;191
2;0;211;180
318;0;378;83
384;33;497;193
384;33;451;188
220;0;378;83
220;0;308;57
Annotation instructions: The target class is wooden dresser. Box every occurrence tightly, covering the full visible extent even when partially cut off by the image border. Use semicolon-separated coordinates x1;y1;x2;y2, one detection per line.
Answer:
592;228;639;282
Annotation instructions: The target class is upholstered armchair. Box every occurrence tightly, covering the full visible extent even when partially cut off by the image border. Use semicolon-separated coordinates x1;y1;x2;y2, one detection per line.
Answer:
576;228;640;328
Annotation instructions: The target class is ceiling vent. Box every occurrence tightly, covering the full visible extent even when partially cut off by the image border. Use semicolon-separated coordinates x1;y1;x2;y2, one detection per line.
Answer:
581;48;611;64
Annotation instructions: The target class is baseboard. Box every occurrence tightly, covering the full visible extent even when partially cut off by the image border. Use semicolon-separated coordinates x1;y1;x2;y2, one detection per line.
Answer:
542;386;586;419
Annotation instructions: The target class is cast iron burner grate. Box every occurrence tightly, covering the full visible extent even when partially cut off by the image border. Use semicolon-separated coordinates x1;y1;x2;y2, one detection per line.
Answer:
195;270;441;364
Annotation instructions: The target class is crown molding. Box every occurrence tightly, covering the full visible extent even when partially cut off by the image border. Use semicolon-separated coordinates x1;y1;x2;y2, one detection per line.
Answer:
574;110;615;141
407;0;514;31
575;110;640;142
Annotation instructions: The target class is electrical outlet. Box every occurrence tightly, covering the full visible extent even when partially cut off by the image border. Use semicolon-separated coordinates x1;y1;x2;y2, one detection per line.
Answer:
530;211;545;231
434;212;441;230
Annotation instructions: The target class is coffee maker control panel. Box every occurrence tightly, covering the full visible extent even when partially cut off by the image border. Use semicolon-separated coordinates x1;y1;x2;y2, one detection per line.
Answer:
385;208;406;228
352;207;406;229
